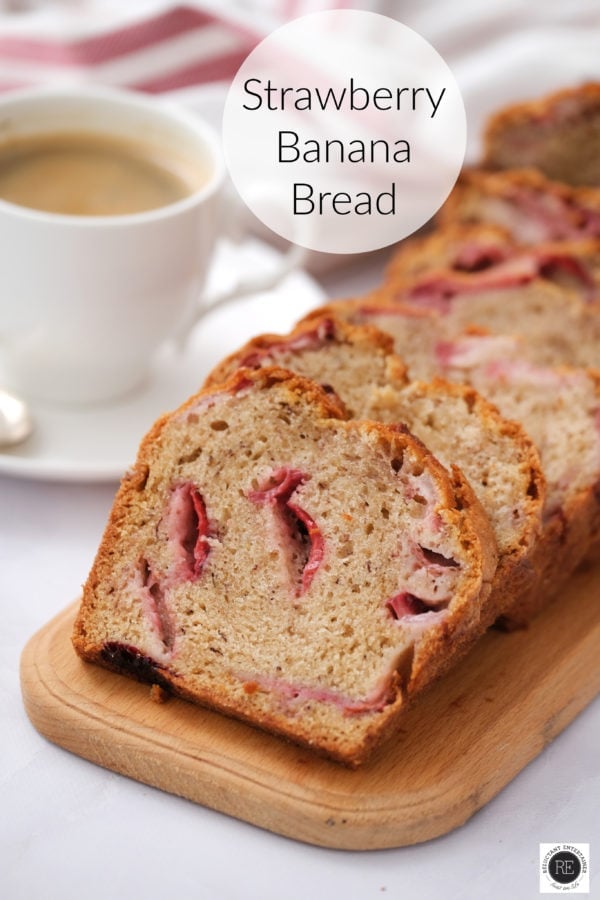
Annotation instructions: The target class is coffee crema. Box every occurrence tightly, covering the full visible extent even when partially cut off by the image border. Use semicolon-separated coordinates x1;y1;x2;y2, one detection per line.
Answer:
0;131;207;216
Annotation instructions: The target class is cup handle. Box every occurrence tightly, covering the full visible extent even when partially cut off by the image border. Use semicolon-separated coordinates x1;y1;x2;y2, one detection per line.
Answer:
173;182;310;344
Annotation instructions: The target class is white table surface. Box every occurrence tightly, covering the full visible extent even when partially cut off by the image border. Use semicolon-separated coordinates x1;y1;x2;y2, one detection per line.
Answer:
1;3;600;896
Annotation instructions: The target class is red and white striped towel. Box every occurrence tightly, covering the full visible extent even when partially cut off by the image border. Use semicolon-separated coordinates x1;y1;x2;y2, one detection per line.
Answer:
0;4;265;95
0;0;359;96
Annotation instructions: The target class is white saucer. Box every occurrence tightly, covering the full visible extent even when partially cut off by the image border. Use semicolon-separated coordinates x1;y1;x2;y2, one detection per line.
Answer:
0;240;325;483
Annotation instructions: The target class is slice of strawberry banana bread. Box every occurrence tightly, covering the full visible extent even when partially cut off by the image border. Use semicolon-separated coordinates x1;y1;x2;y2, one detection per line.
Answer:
309;270;600;374
437;168;600;244
207;316;544;639
386;223;518;283
434;338;600;625
73;367;496;766
386;223;600;305
482;83;600;187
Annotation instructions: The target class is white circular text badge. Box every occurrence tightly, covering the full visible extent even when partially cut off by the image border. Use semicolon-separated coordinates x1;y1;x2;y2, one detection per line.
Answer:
222;11;467;255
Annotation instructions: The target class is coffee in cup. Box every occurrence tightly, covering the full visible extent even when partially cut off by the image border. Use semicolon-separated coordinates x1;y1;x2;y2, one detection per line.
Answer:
0;130;209;217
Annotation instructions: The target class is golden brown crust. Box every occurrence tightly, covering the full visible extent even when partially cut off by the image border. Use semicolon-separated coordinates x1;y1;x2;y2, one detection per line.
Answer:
408;463;498;696
297;296;439;328
204;314;406;389
189;364;351;422
298;299;363;325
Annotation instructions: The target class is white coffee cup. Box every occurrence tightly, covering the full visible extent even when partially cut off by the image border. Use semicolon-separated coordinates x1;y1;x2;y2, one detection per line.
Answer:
0;85;300;406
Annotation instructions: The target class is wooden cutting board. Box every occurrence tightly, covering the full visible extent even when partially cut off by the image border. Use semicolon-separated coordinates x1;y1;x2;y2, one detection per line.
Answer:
21;558;600;851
